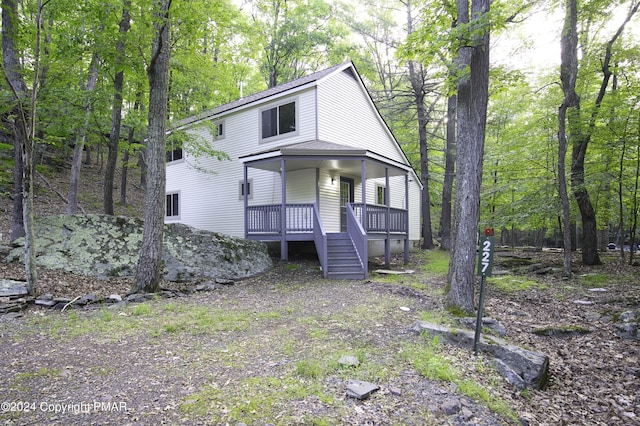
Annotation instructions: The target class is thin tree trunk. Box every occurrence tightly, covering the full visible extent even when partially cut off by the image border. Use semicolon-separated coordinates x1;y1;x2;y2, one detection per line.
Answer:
558;100;573;277
629;124;640;265
404;0;434;249
557;0;578;277
138;145;147;190
11;130;24;241
566;0;638;265
2;0;44;295
440;92;456;250
3;0;27;243
120;130;131;206
68;51;100;214
120;90;142;205
104;0;131;215
136;0;171;293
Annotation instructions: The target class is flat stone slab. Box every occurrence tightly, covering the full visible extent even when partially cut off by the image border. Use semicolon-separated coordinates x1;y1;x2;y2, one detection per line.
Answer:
0;279;28;297
346;380;380;400
410;321;549;389
338;355;360;367
374;269;415;275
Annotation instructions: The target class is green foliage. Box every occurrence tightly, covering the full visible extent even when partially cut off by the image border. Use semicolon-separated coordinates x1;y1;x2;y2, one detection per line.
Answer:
403;334;517;421
576;273;612;288
403;335;458;382
488;275;547;293
295;359;325;378
420;250;450;277
250;0;349;87
132;302;152;316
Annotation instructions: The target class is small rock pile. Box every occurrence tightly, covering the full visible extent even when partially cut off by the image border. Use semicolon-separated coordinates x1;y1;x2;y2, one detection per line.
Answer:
0;278;234;319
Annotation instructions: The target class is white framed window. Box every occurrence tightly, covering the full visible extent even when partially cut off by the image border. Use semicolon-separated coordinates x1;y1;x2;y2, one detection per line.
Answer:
260;99;297;141
239;179;253;200
166;192;180;218
166;147;183;163
214;121;224;140
375;184;387;205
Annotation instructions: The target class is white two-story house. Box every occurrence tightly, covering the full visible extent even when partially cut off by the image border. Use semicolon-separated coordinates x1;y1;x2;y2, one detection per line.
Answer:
165;61;422;279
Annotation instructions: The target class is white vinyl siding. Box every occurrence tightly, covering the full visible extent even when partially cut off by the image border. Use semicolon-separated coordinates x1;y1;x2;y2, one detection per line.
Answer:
317;70;406;164
318;169;341;233
165;89;317;237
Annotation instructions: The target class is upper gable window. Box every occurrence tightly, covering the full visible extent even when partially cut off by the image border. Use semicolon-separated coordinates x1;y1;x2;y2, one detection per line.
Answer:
261;100;297;141
214;121;224;140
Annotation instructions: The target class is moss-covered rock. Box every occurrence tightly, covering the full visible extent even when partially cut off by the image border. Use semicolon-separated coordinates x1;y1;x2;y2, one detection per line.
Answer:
5;214;272;281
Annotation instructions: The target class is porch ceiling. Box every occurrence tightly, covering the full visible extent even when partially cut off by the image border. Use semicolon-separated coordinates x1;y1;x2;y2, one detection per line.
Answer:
240;140;410;178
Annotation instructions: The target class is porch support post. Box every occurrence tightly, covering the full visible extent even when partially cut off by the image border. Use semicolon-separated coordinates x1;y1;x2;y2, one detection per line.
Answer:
281;158;288;260
361;160;367;229
243;164;248;238
404;172;409;265
385;167;390;267
315;168;320;210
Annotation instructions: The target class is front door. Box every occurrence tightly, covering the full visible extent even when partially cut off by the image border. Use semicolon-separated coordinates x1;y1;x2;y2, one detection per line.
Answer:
340;177;354;232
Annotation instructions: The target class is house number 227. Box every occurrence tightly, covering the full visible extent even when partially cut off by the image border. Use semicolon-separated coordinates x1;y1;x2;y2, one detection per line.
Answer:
477;229;494;277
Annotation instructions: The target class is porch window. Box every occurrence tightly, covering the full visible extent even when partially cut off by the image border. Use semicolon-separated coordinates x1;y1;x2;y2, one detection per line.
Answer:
166;192;180;218
261;101;296;140
376;184;387;205
239;179;253;200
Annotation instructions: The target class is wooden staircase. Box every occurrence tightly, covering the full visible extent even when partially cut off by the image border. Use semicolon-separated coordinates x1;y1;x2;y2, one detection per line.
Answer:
325;233;366;279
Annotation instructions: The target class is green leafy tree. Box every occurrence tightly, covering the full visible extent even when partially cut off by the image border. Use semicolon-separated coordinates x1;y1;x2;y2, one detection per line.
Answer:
248;0;348;88
561;0;639;265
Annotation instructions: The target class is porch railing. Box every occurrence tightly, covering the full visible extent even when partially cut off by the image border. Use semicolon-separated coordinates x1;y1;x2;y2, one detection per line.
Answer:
313;203;328;278
346;203;367;276
247;203;315;234
351;203;408;233
247;203;408;235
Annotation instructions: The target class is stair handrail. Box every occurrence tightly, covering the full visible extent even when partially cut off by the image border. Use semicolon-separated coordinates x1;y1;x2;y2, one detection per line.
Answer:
312;203;328;278
346;203;367;278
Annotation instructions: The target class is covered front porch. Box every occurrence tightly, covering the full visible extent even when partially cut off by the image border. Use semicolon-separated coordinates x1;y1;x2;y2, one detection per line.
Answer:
240;140;412;279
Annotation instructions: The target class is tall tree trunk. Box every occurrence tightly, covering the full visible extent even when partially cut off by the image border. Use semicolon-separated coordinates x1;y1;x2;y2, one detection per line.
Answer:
557;0;578;277
447;0;490;313
120;89;143;206
557;99;572;277
104;0;131;215
136;0;171;293
440;92;456;250
2;0;43;295
564;0;638;265
629;125;640;265
11;130;24;241
68;50;100;214
405;2;434;249
120;132;130;206
3;0;27;242
138;144;147;190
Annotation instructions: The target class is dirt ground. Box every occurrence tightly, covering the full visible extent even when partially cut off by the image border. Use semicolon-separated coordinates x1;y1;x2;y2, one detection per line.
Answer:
1;165;639;425
1;248;638;426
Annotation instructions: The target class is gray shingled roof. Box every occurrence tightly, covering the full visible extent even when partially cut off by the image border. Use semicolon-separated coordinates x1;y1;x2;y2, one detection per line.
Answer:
239;140;364;160
177;62;353;129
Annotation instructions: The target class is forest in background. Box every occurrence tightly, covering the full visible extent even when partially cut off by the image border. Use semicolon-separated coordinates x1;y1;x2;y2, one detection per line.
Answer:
1;0;639;259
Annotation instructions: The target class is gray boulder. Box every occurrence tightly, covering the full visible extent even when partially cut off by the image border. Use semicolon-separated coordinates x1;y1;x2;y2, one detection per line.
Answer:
410;321;549;390
5;214;272;282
